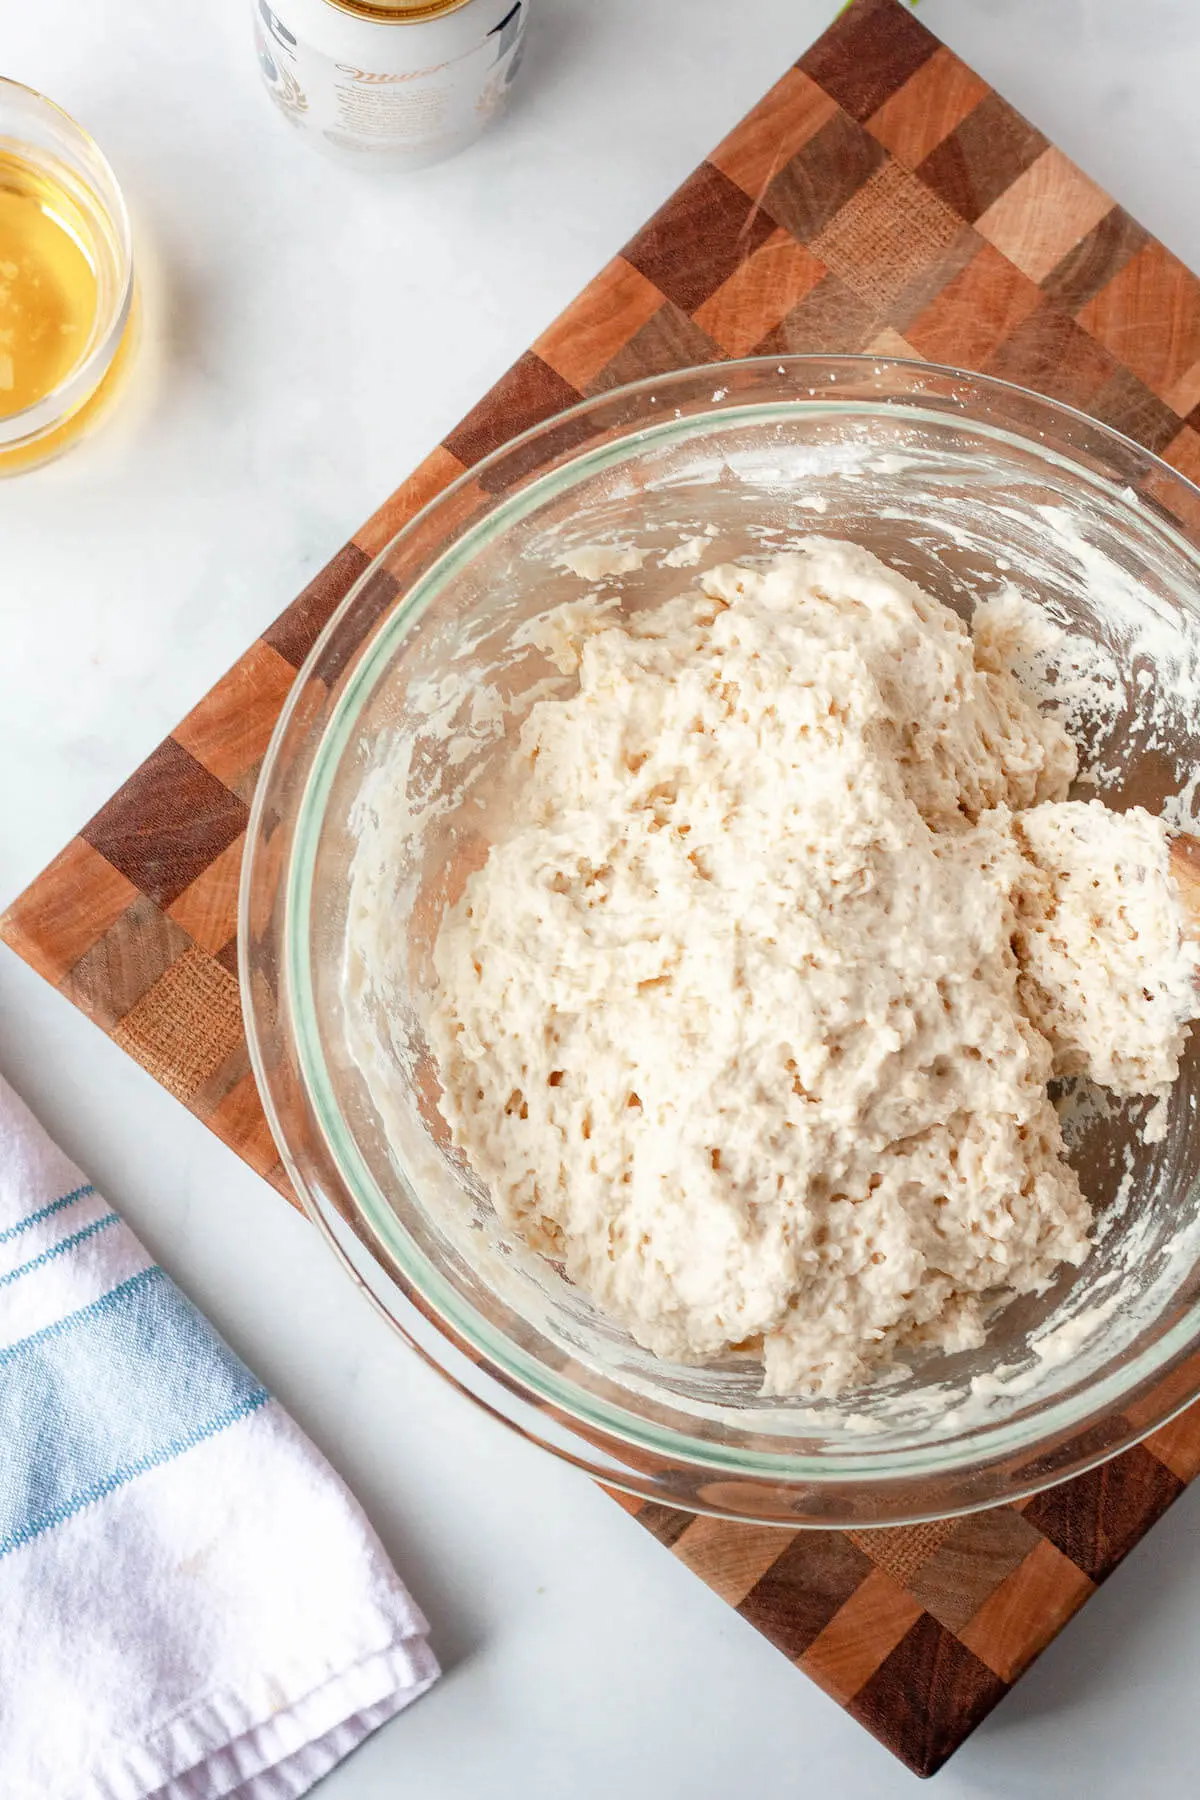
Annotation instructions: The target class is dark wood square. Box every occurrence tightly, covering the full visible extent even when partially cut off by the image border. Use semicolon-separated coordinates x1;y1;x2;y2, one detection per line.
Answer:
1041;204;1150;316
623;162;777;316
849;1612;1009;1777
1023;1445;1185;1582
753;272;879;357
81;740;248;912
1088;366;1183;456
985;299;1118;409
591;302;724;393
444;351;584;471
799;0;938;124
263;541;372;670
908;1507;1044;1634
738;1530;874;1661
918;91;1049;223
763;109;888;246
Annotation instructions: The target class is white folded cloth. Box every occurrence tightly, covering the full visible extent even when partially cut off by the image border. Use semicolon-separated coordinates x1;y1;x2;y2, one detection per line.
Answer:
0;1074;438;1800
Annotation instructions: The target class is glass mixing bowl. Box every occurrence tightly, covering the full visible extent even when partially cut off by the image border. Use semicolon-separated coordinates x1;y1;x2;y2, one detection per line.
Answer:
242;355;1200;1525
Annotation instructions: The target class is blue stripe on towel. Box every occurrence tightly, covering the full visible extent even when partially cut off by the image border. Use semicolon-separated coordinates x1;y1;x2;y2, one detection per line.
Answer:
0;1185;95;1244
0;1267;270;1557
0;1212;120;1287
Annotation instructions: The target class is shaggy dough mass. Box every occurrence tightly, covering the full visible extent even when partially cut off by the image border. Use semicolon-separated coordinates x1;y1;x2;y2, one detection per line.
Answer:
428;542;1198;1396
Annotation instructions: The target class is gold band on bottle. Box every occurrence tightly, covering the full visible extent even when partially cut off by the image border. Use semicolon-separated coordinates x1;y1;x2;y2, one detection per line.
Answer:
320;0;478;23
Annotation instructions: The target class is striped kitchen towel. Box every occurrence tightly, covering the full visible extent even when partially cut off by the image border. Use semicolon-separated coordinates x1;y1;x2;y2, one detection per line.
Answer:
0;1074;438;1800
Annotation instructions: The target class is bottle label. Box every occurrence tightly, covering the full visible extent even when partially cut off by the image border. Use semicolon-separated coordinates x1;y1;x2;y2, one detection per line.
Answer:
255;0;527;159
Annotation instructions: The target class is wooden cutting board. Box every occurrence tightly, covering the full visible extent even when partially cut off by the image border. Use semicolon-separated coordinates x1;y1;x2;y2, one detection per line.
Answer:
9;0;1200;1773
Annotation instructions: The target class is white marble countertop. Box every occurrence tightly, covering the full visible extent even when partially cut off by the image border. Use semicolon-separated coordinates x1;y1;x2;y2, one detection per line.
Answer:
5;2;1200;1794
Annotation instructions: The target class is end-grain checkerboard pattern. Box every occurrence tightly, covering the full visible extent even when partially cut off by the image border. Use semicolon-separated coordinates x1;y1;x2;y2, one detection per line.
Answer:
8;0;1200;1773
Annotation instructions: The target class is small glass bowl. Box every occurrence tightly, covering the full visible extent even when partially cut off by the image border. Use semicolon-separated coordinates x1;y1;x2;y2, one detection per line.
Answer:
243;357;1200;1526
0;79;135;475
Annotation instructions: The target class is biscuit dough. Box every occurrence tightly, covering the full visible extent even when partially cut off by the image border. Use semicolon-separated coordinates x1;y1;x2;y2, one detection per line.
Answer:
428;542;1198;1395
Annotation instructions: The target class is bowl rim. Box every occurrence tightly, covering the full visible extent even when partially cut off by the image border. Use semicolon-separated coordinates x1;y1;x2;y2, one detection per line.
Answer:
242;352;1200;1522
